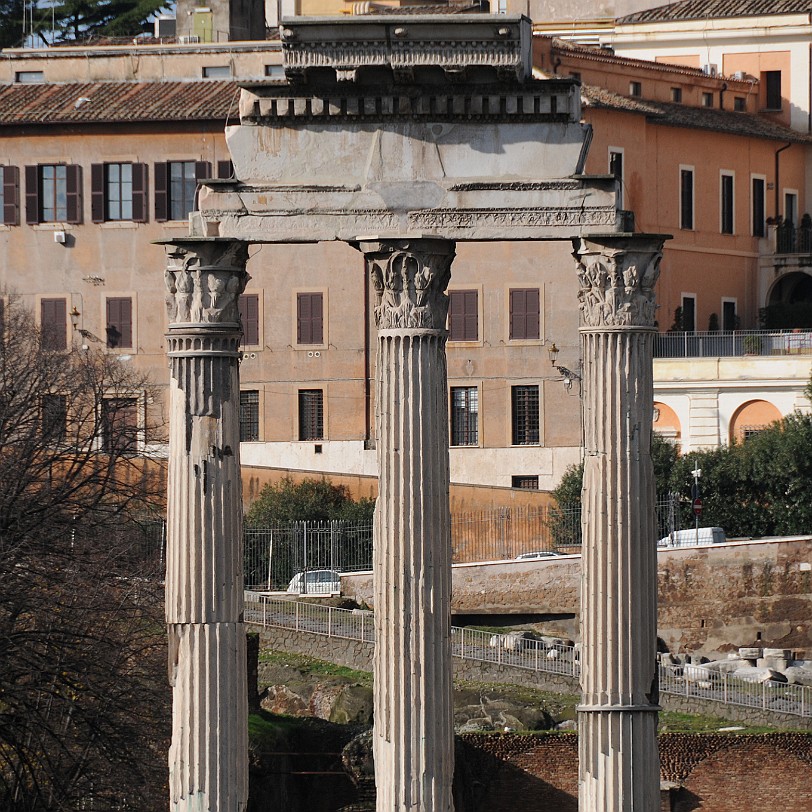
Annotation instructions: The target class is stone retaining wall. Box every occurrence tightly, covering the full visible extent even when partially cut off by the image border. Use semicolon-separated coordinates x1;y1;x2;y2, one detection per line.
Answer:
257;625;812;730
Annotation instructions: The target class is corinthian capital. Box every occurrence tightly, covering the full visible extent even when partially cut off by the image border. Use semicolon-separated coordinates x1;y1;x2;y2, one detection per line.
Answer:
163;239;250;327
572;235;667;330
355;238;455;331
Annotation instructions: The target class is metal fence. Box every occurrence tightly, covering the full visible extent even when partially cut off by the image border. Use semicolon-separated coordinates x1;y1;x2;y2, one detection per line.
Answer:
654;329;812;359
244;497;682;590
246;596;812;720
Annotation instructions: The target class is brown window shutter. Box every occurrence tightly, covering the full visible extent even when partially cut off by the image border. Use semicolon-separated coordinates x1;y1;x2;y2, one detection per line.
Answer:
297;293;310;344
25;165;40;224
449;290;477;341
154;162;168;222
106;297;133;348
41;297;67;351
239;294;259;345
0;298;4;337
217;160;233;179
510;289;539;340
195;161;212;181
3;166;19;225
525;289;540;339
311;293;323;344
131;163;148;222
90;163;105;223
65;164;82;224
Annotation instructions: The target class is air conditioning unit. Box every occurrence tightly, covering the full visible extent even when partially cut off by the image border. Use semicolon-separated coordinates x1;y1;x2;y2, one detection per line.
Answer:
702;64;718;77
178;35;200;45
732;71;746;81
54;230;66;244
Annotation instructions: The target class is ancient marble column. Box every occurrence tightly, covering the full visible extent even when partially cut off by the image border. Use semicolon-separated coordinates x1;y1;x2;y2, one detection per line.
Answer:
355;238;456;812
163;238;250;812
573;234;666;812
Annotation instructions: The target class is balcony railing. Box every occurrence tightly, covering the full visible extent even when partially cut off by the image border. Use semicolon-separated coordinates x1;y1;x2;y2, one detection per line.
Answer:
654;329;812;359
775;221;812;254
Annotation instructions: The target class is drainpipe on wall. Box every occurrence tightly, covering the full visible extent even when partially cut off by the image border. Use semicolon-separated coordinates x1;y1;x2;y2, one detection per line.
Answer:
719;81;727;109
775;142;793;218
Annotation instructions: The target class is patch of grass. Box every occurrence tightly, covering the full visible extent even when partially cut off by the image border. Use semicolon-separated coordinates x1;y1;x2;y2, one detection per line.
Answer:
258;649;372;685
453;678;579;722
658;710;778;734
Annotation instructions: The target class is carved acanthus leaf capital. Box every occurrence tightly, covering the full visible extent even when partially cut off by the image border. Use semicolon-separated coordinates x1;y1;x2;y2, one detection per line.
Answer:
163;240;250;327
572;236;666;330
357;238;455;331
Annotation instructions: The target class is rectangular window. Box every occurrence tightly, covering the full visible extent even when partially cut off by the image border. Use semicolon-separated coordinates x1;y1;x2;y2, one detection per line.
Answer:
1;165;20;225
41;394;67;443
722;300;737;331
91;163;147;223
681;295;696;332
106;297;133;349
239;294;260;346
15;71;44;83
752;177;765;237
670;87;682;103
629;81;641;97
511;385;539;446
298;389;324;441
101;397;139;454
40;297;67;351
609;149;623;208
240;390;259;442
25;164;81;224
701;92;713;107
763;70;782;110
202;65;231;78
680;168;694;230
297;292;324;345
153;161;210;222
450;386;478;446
448;290;478;341
511;475;539;490
721;173;734;234
733;97;746;111
509;289;540;340
785;191;798;226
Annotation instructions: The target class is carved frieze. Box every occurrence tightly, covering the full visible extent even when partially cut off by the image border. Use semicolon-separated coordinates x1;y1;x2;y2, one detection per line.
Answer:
572;237;666;329
164;241;250;326
359;239;455;331
409;207;618;231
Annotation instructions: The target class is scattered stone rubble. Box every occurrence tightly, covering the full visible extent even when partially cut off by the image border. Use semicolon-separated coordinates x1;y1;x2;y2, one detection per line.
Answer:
658;647;812;687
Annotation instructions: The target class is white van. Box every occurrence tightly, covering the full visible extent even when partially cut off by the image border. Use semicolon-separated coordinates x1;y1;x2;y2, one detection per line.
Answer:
657;527;726;548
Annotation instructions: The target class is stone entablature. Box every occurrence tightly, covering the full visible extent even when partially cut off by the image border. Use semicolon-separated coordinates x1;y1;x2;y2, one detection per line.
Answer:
278;15;533;83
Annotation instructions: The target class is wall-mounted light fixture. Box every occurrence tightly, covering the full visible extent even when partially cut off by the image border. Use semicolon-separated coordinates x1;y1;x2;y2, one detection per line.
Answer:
547;342;582;391
69;306;81;330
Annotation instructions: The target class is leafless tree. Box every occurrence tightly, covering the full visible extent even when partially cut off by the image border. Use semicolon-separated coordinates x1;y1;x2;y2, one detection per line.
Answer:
0;295;170;810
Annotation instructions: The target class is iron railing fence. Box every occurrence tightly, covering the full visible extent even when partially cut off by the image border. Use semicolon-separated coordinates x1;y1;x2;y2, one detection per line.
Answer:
654;329;812;359
247;596;812;719
243;497;681;590
776;222;812;254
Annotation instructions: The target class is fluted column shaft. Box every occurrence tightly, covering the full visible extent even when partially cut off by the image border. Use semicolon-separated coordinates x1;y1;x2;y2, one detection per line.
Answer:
356;238;455;812
163;239;250;812
573;235;667;812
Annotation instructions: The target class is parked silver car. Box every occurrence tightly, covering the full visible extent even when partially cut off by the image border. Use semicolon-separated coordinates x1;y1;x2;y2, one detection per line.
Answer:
286;569;341;595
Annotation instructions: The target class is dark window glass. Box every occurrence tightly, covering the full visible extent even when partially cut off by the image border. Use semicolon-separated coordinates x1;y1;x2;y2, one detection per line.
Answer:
511;385;539;445
448;290;478;341
681;296;696;332
297;292;324;344
101;397;139;454
41;394;67;443
106;297;133;349
240;390;259;442
106;163;133;220
671;87;682;103
722;300;737;332
733;96;746;111
169;161;197;221
40;298;67;351
721;174;734;234
450;386;478;446
41;164;68;222
239;294;260;345
609;151;623;208
702;92;713;107
680;169;693;230
629;81;641;97
752;178;765;237
509;289;540;340
764;70;781;110
299;389;324;441
511;475;539;490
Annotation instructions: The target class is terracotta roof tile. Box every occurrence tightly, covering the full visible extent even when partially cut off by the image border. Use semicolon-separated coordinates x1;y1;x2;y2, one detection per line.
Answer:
0;80;240;126
619;0;812;24
582;84;812;143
